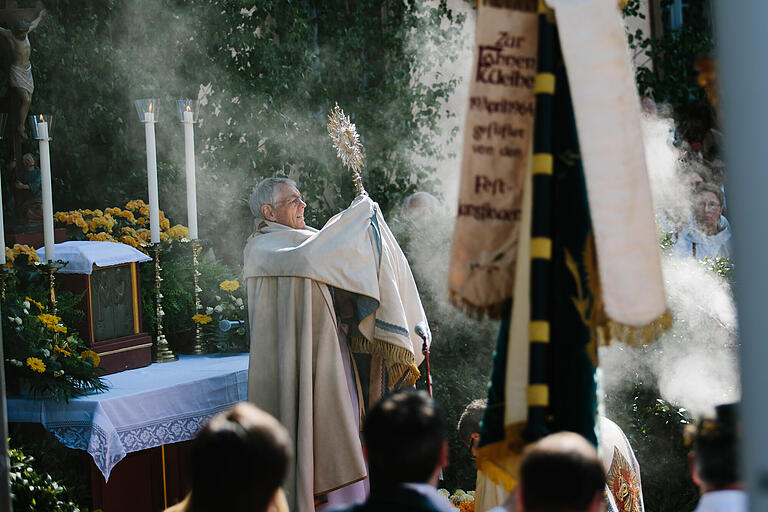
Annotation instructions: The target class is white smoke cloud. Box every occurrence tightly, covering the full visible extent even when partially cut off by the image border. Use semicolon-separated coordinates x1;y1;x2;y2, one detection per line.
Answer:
392;2;498;349
406;0;475;207
641;113;691;231
601;114;740;419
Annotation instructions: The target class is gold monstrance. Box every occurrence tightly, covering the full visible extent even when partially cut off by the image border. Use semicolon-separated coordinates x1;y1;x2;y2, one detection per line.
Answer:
327;103;367;197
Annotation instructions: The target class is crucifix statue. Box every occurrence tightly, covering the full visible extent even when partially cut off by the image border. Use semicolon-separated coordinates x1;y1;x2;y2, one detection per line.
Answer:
0;1;45;228
0;1;45;140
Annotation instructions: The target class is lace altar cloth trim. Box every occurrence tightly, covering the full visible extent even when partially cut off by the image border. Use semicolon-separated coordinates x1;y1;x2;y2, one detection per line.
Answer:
47;406;234;480
8;354;249;482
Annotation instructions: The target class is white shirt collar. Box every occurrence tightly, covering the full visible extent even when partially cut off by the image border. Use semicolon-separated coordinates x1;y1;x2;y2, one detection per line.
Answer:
694;489;747;512
402;483;457;512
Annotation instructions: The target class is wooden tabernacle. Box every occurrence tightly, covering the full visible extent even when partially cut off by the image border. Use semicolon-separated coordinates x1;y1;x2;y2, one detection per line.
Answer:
58;261;152;374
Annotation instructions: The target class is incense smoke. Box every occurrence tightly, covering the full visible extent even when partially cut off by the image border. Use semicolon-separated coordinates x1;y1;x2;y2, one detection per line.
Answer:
600;113;740;419
390;1;499;351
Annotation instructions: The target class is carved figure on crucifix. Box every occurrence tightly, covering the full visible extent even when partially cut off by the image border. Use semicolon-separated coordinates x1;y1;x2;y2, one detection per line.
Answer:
0;5;45;139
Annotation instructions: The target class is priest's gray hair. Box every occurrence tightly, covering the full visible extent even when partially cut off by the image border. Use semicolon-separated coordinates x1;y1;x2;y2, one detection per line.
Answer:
249;177;297;220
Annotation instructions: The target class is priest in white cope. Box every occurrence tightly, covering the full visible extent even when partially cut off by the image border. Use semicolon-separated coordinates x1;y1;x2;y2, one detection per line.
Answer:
244;177;430;511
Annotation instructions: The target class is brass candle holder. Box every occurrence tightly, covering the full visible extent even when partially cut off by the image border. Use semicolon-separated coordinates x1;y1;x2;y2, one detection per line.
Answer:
34;260;68;315
190;239;205;355
150;242;178;363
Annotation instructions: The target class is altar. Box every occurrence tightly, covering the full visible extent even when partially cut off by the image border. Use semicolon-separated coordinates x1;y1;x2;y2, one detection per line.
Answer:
7;353;248;511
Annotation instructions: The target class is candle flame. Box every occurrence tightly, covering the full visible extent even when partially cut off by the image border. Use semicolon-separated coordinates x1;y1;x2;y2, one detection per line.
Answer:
149;102;153;113
186;105;191;112
39;114;44;122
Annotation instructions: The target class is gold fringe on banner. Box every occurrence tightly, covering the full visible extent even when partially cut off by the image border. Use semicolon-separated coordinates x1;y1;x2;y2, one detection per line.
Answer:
348;335;420;387
599;309;673;349
447;292;511;320
476;422;527;492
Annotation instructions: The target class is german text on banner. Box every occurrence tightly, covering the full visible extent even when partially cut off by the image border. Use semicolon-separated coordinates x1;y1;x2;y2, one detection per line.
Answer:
448;0;539;318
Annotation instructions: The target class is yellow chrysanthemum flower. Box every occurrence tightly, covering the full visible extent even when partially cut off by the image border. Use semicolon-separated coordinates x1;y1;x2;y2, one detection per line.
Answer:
5;247;14;263
86;232;117;243
80;350;101;367
219;280;240;292
125;199;147;211
11;244;40;264
26;357;46;373
165;224;190;240
192;314;213;325
37;313;61;327
120;235;139;248
54;345;72;357
75;217;89;233
25;297;44;311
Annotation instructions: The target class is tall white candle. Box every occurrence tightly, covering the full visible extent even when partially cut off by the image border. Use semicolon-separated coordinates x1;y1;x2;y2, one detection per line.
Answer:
144;113;161;243
0;164;5;265
182;110;198;239
38;120;54;261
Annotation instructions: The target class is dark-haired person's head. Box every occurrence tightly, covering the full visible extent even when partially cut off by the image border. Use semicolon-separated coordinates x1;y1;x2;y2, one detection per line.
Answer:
188;402;292;512
517;432;605;512
457;398;486;459
363;390;448;491
690;403;742;493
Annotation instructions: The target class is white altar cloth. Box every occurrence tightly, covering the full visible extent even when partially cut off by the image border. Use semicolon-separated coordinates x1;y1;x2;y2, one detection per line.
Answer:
7;354;248;481
36;240;152;274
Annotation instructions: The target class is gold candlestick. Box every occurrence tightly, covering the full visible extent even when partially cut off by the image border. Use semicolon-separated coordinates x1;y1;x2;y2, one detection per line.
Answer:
150;243;178;363
190;239;205;355
35;260;67;315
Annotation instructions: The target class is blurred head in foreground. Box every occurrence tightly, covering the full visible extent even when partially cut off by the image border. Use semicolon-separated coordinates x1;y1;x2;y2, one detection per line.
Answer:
187;402;292;512
689;403;742;494
517;432;605;512
363;389;448;491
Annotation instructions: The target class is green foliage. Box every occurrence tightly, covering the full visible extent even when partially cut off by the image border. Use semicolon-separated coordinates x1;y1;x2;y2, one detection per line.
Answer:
699;256;733;281
623;0;715;142
9;444;84;511
9;424;93;510
10;0;464;268
605;381;699;512
423;339;494;492
138;241;241;353
202;279;247;353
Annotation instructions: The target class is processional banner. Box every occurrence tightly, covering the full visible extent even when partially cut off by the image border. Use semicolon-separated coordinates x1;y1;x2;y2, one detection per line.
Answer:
474;1;669;509
448;0;539;318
